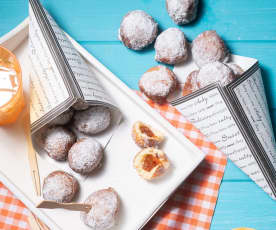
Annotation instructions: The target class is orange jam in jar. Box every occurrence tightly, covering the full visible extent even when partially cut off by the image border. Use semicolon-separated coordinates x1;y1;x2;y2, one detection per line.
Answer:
0;46;24;125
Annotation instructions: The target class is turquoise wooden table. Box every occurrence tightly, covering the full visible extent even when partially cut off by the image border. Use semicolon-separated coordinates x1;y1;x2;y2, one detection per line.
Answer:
1;0;276;229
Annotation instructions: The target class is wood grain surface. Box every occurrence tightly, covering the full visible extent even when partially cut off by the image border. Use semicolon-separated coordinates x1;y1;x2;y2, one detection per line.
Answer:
0;0;276;229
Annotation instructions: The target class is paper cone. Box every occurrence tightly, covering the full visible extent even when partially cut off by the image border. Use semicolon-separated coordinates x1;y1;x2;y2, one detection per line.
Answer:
28;0;121;181
29;0;117;133
172;55;276;200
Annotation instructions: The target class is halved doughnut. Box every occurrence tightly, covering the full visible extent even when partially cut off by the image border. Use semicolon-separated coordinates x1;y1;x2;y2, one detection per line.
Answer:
132;121;164;148
133;147;170;180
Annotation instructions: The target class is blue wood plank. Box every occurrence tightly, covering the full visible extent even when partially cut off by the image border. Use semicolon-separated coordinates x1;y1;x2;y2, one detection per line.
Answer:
41;0;276;41
223;160;250;181
0;0;28;37
212;181;276;230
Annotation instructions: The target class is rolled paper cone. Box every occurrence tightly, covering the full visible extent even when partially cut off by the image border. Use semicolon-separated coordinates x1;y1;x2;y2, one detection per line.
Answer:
173;56;276;200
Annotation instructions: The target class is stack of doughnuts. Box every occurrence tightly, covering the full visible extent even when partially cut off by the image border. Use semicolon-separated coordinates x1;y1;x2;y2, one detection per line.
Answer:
119;1;199;51
118;4;244;102
39;103;121;230
39;2;246;229
183;30;244;96
36;104;111;174
39;103;113;204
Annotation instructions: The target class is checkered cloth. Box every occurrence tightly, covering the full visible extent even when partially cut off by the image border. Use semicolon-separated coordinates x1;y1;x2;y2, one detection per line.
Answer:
138;93;227;230
0;93;227;230
0;182;30;230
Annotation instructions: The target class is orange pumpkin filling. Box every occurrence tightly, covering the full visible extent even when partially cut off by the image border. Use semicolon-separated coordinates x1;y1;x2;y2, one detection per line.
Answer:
140;125;154;137
142;154;160;172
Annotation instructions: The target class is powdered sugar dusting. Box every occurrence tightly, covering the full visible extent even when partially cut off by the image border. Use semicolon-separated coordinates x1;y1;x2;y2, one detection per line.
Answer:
81;188;119;230
119;10;158;50
73;106;111;135
44;126;76;161
166;0;199;25
197;61;235;88
69;138;103;174
43;171;76;203
140;66;175;97
154;28;188;64
192;30;229;67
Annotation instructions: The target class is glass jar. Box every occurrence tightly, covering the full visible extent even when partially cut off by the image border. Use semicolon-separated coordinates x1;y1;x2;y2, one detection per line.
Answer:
0;46;24;125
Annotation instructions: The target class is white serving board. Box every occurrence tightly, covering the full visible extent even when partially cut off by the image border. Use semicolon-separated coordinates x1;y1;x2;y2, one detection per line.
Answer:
0;19;205;230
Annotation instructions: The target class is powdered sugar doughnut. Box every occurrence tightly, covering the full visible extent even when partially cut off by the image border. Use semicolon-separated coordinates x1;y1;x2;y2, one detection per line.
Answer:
73;106;111;135
42;126;76;161
227;63;244;78
197;61;235;88
49;108;74;126
192;30;229;67
73;100;89;111
139;66;178;104
166;0;199;25
154;28;188;64
42;171;79;203
119;10;158;50
68;138;103;174
81;188;119;230
182;70;199;96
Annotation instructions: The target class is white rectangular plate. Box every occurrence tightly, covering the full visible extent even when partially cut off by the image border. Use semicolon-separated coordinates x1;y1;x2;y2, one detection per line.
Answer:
0;19;205;230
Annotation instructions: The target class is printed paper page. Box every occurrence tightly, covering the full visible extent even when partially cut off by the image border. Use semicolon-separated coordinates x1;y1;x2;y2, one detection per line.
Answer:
44;9;114;105
29;5;70;125
233;69;276;169
171;86;274;198
29;0;118;132
29;0;122;181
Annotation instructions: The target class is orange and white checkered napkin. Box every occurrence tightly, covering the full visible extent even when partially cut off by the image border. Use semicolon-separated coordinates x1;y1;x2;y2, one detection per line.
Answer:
0;182;30;230
139;93;227;230
0;93;227;230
